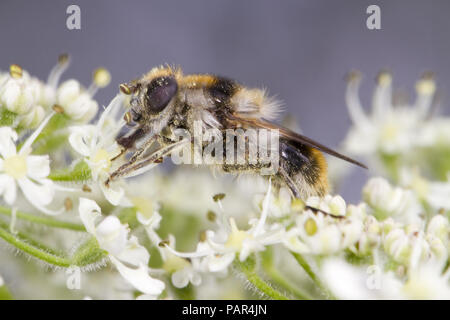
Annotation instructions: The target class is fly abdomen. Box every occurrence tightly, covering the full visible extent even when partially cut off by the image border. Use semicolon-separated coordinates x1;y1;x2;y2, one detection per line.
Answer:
278;139;328;199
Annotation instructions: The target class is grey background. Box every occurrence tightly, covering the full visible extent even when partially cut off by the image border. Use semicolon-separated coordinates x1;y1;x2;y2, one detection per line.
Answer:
0;0;448;201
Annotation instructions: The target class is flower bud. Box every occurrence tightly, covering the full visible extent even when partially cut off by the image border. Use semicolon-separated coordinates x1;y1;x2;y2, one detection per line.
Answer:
57;79;98;121
18;105;45;128
0;72;40;114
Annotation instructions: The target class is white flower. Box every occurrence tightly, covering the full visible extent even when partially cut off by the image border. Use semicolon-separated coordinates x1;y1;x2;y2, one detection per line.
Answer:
306;195;347;217
382;224;447;266
284;212;363;255
18;105;46;129
322;255;450;300
69;95;127;205
363;177;422;224
78;198;165;296
256;186;292;218
352;214;382;255
284;196;363;255
0;70;41;115
0;274;4;287
134;199;202;289
0;113;64;215
400;168;450;211
132;197;161;228
321;258;403;299
402;261;450;299
161;182;286;273
418;118;450;147
427;215;449;244
161;236;202;289
401;231;450;299
343;72;436;156
57;79;98;122
203;182;285;266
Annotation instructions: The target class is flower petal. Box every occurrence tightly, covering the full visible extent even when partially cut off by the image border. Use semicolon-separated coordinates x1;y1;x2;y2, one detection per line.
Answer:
115;235;150;267
100;182;125;206
26;155;50;179
0;127;18;158
207;252;235;273
0;174;17;205
68;126;96;157
78;197;101;235
17;178;54;206
96;216;128;256
109;256;165;296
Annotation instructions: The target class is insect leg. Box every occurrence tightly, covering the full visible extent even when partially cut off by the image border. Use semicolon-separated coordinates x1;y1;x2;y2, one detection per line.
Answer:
107;135;158;184
105;139;188;185
278;165;301;198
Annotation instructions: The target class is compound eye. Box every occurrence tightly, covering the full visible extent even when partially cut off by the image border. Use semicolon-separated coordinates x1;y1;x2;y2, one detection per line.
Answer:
145;76;178;113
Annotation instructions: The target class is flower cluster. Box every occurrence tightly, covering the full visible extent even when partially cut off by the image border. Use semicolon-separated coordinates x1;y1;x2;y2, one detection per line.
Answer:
343;71;450;182
0;63;448;300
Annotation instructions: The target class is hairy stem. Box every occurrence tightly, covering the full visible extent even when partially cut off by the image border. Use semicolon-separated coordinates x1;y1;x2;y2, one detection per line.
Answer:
290;251;336;299
0;284;13;300
0;206;85;231
260;248;311;300
49;160;92;182
0;222;72;267
235;255;288;300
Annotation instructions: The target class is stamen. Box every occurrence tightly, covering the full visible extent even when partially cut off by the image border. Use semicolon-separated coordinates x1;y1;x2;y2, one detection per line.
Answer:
253;179;272;236
409;232;424;271
87;67;111;97
9;64;23;79
415;72;436;116
416;72;435;96
19;111;55;155
207;210;217;222
213;193;226;202
376;70;392;87
47;54;70;89
92;94;124;151
160;241;213;259
64;198;73;211
52;104;64;114
345;71;369;128
373;70;393;117
93;68;111;88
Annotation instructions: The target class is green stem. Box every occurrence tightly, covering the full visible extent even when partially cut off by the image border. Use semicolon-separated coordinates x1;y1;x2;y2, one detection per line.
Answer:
235;255;288;300
290;251;336;299
260;249;310;300
0;206;85;231
0;285;13;300
49;160;92;182
0;222;72;267
0;221;106;268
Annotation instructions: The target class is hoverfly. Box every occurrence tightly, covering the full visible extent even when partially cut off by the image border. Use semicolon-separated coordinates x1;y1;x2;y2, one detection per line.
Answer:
106;66;366;199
